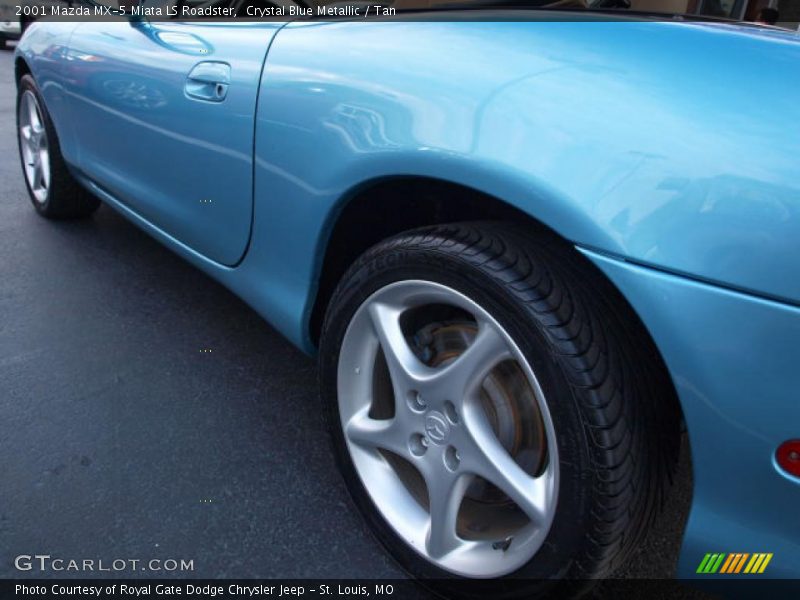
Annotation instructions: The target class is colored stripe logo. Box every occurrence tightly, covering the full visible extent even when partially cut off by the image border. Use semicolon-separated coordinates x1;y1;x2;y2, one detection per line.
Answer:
697;553;773;574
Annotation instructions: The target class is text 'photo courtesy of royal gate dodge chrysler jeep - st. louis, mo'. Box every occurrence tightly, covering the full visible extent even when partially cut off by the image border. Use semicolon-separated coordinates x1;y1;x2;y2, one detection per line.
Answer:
11;1;800;597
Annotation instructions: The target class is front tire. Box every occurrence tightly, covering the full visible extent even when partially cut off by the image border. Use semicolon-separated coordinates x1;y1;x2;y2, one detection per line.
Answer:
17;74;100;219
319;222;679;597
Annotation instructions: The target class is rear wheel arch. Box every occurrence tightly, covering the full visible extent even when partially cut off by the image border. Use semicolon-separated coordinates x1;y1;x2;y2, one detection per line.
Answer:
310;176;676;382
310;178;686;438
309;176;553;346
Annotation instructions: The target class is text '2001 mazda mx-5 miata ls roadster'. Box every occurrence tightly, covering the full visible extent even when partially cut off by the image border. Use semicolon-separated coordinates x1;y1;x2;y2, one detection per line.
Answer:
14;4;800;596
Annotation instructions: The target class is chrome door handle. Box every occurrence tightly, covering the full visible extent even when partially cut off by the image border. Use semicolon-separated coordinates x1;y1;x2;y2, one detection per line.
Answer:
186;62;231;102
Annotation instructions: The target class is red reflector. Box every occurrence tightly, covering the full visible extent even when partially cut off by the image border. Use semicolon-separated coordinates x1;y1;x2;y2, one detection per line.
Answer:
776;440;800;478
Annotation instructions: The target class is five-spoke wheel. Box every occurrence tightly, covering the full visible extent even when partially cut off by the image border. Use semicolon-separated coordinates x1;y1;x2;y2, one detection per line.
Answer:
18;90;50;205
338;280;558;577
16;74;100;218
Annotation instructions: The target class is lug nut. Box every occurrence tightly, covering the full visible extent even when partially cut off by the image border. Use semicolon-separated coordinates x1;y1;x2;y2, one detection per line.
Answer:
444;400;459;424
407;390;426;412
409;433;428;457
444;445;460;471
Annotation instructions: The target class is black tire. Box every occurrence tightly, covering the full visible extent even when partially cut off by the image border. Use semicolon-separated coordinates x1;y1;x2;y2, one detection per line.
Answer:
17;74;100;219
319;222;680;598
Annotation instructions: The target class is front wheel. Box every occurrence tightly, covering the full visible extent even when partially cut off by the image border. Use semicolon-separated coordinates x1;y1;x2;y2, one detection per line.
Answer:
319;222;679;597
17;74;100;219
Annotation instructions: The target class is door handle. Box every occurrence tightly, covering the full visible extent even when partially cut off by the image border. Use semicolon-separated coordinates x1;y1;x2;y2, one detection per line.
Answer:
185;62;231;102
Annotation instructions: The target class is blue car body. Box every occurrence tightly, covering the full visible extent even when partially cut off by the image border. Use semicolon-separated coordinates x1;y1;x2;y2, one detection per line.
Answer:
15;12;800;579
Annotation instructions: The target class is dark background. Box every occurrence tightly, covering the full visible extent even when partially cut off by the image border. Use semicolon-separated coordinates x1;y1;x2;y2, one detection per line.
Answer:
1;45;692;581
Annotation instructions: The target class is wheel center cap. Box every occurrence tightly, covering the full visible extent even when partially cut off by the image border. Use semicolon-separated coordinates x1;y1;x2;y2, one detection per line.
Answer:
424;411;450;445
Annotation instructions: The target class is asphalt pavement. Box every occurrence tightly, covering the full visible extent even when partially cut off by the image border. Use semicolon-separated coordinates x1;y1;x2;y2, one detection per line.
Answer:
0;44;693;583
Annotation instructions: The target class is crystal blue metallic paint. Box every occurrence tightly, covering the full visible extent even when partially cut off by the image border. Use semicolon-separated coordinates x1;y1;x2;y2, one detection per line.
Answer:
15;13;800;579
35;20;284;266
584;249;800;579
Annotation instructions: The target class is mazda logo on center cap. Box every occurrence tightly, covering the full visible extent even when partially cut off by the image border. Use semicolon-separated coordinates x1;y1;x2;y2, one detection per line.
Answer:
425;412;450;444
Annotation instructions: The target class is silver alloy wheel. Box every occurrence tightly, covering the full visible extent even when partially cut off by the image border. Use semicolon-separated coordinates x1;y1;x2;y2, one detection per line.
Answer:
19;90;51;204
338;280;559;578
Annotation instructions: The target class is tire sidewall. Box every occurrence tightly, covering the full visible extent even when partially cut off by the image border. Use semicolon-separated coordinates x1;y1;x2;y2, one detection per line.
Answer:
320;242;596;596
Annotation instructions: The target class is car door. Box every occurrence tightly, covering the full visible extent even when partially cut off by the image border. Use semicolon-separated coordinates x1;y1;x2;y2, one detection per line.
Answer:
65;13;286;266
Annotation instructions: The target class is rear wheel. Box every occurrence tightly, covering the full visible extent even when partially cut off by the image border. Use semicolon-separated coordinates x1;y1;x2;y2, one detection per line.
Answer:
319;222;679;597
17;74;100;219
